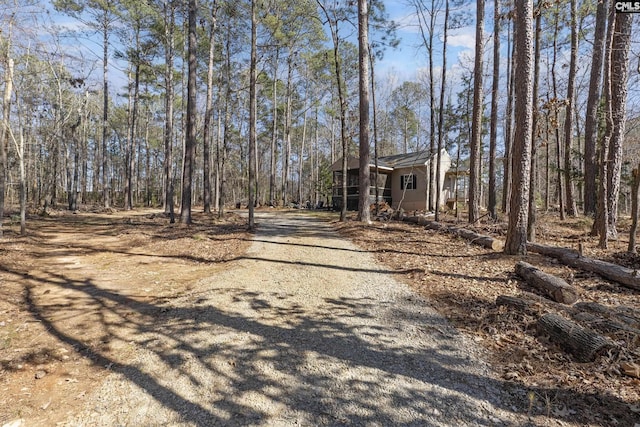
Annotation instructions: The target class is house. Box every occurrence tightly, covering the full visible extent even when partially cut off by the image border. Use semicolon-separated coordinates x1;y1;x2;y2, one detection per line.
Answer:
330;149;452;211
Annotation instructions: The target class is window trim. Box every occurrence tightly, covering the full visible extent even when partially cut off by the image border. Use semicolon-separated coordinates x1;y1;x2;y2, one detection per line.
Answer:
401;174;417;190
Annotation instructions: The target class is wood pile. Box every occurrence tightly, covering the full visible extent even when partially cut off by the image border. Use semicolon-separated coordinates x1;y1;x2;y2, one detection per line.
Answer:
370;202;394;221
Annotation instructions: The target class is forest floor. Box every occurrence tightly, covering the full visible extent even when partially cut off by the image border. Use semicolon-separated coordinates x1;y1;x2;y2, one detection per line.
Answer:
0;207;638;426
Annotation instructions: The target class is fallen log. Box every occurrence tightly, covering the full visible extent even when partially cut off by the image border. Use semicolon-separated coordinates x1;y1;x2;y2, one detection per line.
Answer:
452;227;504;251
573;302;640;331
537;313;615;362
571;311;640;336
515;261;578;304
495;295;537;312
496;293;640;336
423;220;448;232
527;242;640;291
422;220;503;251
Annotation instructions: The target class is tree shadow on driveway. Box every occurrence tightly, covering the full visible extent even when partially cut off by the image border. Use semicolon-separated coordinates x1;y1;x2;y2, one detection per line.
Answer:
10;265;632;427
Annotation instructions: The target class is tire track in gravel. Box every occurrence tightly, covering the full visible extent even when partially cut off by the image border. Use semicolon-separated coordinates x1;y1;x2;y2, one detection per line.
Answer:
64;211;531;426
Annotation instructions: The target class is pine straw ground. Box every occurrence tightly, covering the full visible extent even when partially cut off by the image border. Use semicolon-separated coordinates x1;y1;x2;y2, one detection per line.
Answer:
336;210;640;426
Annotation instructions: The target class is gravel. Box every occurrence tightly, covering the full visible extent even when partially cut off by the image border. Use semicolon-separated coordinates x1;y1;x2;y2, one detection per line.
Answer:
63;211;533;426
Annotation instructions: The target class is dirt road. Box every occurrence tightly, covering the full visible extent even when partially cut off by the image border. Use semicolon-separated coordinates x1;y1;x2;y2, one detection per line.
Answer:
56;211;531;426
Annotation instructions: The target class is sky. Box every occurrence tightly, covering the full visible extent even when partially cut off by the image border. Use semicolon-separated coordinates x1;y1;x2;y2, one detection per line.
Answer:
25;0;481;100
376;1;479;86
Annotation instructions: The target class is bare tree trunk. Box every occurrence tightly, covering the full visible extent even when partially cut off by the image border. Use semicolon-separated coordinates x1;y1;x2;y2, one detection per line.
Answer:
629;168;640;253
584;0;608;216
357;0;371;223
219;27;232;219
488;0;499;220
563;0;578;217
180;0;197;225
428;0;436;211
318;2;349;220
502;21;514;214
369;51;380;214
604;11;633;241
298;109;308;206
163;1;175;223
125;40;141;211
282;57;293;207
551;9;565;220
102;21;110;209
527;5;541;242
16;127;25;234
0;57;13;237
595;5;616;247
504;0;534;255
248;0;257;230
203;2;218;214
269;49;279;206
435;0;449;222
469;0;484;223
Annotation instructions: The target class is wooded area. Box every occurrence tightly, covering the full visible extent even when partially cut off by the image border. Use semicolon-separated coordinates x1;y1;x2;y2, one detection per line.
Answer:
0;0;640;246
0;0;639;251
2;2;640;423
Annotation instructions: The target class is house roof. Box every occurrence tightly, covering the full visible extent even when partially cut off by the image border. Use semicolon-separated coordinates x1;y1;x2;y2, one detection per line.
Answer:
330;150;448;172
378;151;432;168
330;156;393;172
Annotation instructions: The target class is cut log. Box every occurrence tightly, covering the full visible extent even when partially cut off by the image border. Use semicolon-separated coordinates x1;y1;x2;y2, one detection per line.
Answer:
404;215;431;226
571;311;640;336
495;295;536;312
526;242;580;258
451;227;504;251
573;302;640;331
423;220;449;232
527;242;640;291
515;261;578;304
536;313;615;362
422;220;503;251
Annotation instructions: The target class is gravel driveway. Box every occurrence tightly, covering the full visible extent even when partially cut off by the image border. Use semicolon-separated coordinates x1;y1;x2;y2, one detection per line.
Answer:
65;211;531;426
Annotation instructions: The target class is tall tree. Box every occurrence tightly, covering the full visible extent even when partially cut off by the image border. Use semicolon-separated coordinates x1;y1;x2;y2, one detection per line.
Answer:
248;0;257;230
53;0;118;209
413;0;440;210
550;4;564;220
203;1;219;214
469;0;484;223
357;0;371;223
527;3;541;241
502;17;514;214
317;0;350;221
434;0;449;222
601;10;633;245
583;0;608;217
161;0;176;222
0;18;13;237
487;0;499;220
504;0;534;255
180;0;197;224
563;0;578;217
120;0;153;210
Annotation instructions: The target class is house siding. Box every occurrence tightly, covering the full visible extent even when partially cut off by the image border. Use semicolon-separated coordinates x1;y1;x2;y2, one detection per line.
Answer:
330;150;451;212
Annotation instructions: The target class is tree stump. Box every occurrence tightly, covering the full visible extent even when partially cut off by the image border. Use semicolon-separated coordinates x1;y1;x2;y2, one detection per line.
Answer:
536;313;615;362
515;261;578;304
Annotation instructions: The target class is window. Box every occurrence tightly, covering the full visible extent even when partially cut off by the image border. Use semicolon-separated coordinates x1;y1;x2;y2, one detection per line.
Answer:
401;174;417;190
